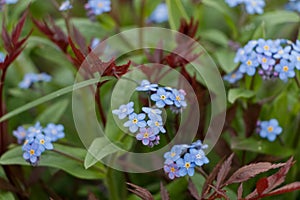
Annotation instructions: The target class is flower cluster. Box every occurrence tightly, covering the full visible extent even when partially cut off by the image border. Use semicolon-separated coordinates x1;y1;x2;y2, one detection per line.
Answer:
163;140;209;179
59;0;72;11
234;39;300;81
18;72;52;89
256;119;282;142
148;3;168;23
85;0;111;20
225;0;265;14
13;122;65;165
285;0;300;13
112;80;187;147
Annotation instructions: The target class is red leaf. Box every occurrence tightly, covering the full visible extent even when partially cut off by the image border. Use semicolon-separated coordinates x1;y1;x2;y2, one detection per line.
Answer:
265;182;300;197
11;11;28;44
127;182;154;200
256;178;268;195
237;183;243;200
226;162;285;185
188;179;200;200
1;21;13;53
216;153;234;188
160;182;169;200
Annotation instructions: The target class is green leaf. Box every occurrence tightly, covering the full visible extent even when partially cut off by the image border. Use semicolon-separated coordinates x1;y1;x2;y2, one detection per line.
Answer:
35;99;69;124
0;77;113;122
228;88;255;104
252;21;266;40
0;191;15;200
231;137;294;157
166;0;189;30
190;173;206;195
0;144;106;180
84;137;121;169
200;29;229;47
215;49;237;73
255;11;300;26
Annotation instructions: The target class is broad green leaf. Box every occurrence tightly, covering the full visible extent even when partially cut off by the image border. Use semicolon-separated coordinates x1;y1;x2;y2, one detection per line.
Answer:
231;138;294;157
215;49;237;73
0;191;15;200
252;21;266;40
200;29;229;47
35;99;69;124
84;137;121;169
255;11;300;26
0;144;106;180
0;77;113;122
166;0;189;30
228;88;255;104
190;173;206;195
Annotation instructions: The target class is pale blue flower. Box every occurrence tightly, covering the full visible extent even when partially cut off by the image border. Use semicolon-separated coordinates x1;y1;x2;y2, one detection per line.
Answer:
142;107;162;121
136;80;158;92
13;126;27;144
149;3;168;23
151;88;173;108
124;113;146;133
258;119;282;142
147;119;166;134
43;123;65;142
59;0;72;11
136;127;157;146
176;153;195;177
223;70;244;84
190;148;209;167
274;59;295;81
164;163;180;179
112;102;134;119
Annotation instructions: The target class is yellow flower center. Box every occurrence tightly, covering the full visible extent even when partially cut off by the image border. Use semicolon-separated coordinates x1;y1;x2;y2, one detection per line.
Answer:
297;56;300;61
262;57;267;63
263;45;270;51
170;167;176;172
30;149;35;155
251;1;257;6
132;119;138;124
171;152;176;157
97;2;103;8
176;96;181;101
185;162;191;169
283;66;289;72
160;95;166;100
247;60;252;66
231;73;236;78
155;121;160;127
278;50;284;54
143;132;149;138
267;126;273;132
40;139;45;145
20;131;26;137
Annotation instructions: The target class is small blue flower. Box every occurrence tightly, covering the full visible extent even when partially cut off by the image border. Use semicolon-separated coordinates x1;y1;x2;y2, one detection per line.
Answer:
273;46;291;60
136;127;157;146
244;40;258;54
290;50;300;70
18;73;51;89
256;39;278;57
225;0;242;7
285;0;300;13
124;113;146;133
292;40;300;52
5;0;18;4
258;119;282;142
223;70;244;84
170;89;187;108
151;88;173;108
86;0;111;16
0;52;5;63
27;122;43;137
257;54;276;70
13;126;27;144
37;73;52;82
234;48;247;63
149;3;168;23
244;0;265;14
147;119;166;134
164;163;180;179
43;123;65;142
112;102;134;119
274;59;295;81
190;140;209;150
164;145;184;162
23;143;42;165
136;80;158;92
176;153;195;177
239;52;259;76
190;148;209;167
35;133;53;152
142;107;162;121
59;0;72;11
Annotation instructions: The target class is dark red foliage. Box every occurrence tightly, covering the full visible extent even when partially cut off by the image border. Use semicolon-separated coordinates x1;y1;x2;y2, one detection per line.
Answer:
127;182;154;200
160;182;170;200
177;18;200;41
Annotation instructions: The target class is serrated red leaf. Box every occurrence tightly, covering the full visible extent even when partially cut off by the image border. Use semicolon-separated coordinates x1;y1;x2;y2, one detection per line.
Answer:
256;177;268;195
226;162;285;185
237;183;243;200
11;11;28;44
188;179;201;200
160;182;169;200
2;21;13;53
216;153;234;188
127;182;154;200
265;182;300;197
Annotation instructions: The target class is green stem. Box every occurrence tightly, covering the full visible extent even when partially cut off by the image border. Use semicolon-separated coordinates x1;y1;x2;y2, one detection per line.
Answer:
294;76;300;89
